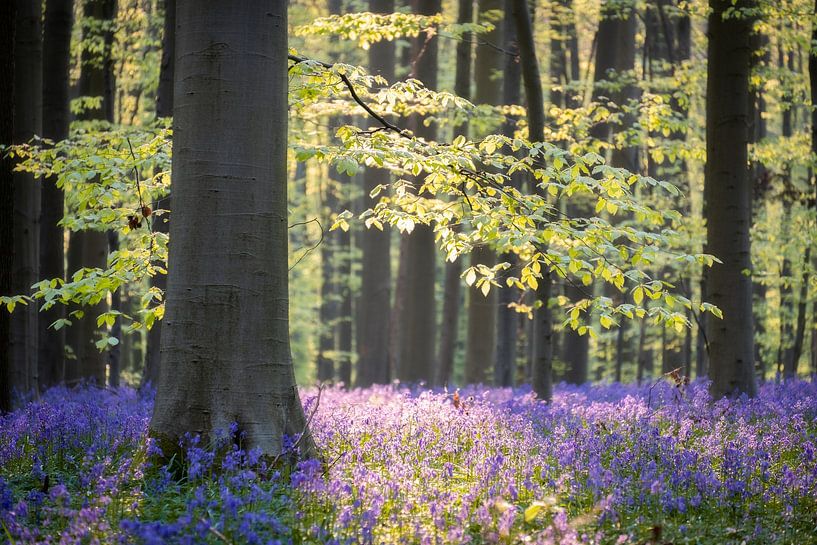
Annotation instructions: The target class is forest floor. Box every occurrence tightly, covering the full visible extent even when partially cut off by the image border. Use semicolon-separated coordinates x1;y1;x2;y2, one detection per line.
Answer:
1;379;816;544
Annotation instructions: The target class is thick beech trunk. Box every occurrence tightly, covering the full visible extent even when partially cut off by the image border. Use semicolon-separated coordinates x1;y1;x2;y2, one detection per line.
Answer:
705;0;757;398
10;0;43;397
151;0;315;457
144;0;175;388
395;0;440;384
39;0;74;388
356;0;395;388
0;2;15;412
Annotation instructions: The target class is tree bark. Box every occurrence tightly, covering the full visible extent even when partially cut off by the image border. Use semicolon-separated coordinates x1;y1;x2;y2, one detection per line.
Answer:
433;0;472;388
317;167;339;383
395;0;440;384
356;0;395;388
39;0;74;389
10;0;43;397
494;0;520;388
705;0;757;398
151;0;315;458
0;1;16;412
65;0;116;386
789;248;810;378
464;0;502;385
512;0;552;401
809;0;817;381
144;0;175;388
552;0;589;385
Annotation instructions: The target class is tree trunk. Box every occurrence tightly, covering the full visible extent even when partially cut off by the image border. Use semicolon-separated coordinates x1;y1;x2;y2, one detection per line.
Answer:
356;0;394;388
464;0;502;385
749;30;769;380
317;167;339;383
705;0;757;398
10;0;43;398
434;0;472;388
107;231;121;387
39;0;74;389
65;0;116;386
809;0;817;382
151;0;315;458
512;0;552;400
789;248;810;378
144;0;175;388
0;1;16;412
337;221;353;386
395;0;440;384
553;0;589;383
494;0;520;388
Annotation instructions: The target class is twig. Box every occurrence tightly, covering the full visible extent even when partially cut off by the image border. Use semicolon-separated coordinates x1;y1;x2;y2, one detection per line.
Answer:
201;519;234;545
271;384;324;468
288;54;407;136
288;217;324;272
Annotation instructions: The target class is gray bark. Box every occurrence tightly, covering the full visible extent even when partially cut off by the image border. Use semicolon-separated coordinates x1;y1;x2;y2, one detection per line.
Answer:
434;0;472;387
705;0;758;398
65;0;116;386
395;0;440;384
150;0;315;457
0;1;16;412
10;0;43;397
317;167;339;383
144;0;175;387
356;0;394;388
809;0;817;381
464;0;502;385
108;231;121;387
494;0;520;388
39;0;74;389
512;0;552;401
436;259;462;386
553;0;589;385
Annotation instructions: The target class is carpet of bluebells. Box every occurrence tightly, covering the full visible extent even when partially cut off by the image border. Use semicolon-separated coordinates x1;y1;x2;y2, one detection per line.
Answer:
1;380;816;544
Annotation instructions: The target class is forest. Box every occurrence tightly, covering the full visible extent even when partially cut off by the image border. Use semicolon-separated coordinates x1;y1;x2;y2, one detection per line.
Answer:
1;0;817;543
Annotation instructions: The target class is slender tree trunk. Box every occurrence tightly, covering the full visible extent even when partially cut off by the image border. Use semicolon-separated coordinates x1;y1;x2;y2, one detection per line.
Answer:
317;0;346;385
512;0;552;400
789;248;810;378
65;0;116;386
337;222;353;386
494;0;520;387
356;0;394;388
434;0;473;387
395;0;440;384
151;0;315;457
39;0;74;389
636;311;647;383
464;0;502;385
0;1;16;412
809;0;817;381
705;0;757;398
317;167;339;383
144;0;175;388
749;31;769;380
107;231;121;387
10;0;43;398
552;1;589;386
